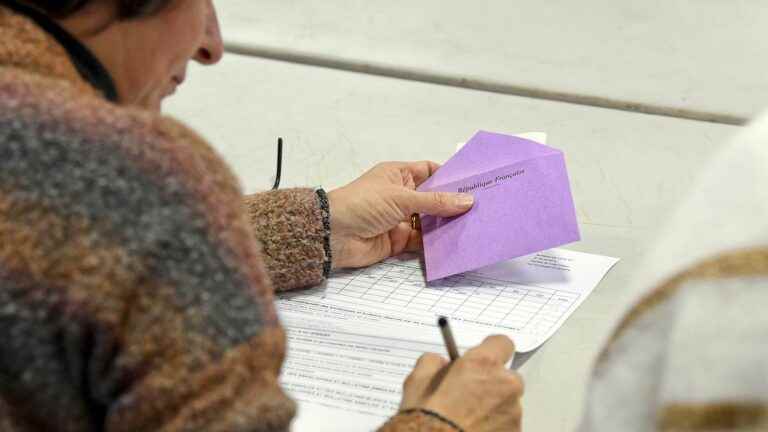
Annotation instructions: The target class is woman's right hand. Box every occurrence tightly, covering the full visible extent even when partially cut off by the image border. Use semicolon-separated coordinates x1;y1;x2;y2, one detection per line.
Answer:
400;335;523;432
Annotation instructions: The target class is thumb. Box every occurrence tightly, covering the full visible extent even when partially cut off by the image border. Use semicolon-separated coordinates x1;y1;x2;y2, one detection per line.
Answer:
398;190;474;218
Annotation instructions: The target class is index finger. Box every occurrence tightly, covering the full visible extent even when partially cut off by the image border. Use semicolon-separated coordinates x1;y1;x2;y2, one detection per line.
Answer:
463;335;516;365
402;161;442;186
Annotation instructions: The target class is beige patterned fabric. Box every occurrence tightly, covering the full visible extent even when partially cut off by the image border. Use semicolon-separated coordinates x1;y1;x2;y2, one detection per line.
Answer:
579;110;768;431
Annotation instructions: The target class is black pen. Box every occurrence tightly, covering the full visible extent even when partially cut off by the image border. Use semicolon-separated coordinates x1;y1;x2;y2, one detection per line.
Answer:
438;316;460;361
438;316;516;367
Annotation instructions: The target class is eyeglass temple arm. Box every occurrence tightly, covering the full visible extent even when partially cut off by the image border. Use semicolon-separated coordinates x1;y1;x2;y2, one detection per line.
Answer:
272;137;283;190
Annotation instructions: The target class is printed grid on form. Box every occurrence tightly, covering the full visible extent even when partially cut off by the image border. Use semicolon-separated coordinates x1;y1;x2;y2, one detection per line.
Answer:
317;260;580;335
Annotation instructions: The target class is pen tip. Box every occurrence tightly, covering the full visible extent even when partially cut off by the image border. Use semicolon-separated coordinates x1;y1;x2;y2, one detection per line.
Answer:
438;316;448;327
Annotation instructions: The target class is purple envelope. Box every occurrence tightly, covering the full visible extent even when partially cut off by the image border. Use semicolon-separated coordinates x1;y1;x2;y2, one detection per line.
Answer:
417;131;580;281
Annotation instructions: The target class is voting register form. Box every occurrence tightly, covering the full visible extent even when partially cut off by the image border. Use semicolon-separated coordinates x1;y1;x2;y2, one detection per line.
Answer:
275;248;618;429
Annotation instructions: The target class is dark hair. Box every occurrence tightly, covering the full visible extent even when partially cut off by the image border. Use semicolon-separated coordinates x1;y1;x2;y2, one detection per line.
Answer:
19;0;171;19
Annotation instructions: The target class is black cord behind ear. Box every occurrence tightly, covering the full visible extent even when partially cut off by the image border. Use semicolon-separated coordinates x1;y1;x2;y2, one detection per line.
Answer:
272;137;283;190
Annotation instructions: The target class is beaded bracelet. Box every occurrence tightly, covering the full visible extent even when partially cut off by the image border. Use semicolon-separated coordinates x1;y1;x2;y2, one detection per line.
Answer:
315;188;332;278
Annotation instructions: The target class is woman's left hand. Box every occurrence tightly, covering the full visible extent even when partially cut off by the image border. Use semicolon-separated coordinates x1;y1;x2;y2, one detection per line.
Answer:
328;161;474;269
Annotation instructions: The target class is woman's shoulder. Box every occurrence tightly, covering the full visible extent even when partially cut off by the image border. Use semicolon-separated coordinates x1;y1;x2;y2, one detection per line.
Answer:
0;68;259;284
0;62;279;328
0;66;241;197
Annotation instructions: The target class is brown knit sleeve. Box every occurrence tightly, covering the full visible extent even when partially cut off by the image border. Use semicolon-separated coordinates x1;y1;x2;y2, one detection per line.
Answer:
377;411;462;432
243;188;330;291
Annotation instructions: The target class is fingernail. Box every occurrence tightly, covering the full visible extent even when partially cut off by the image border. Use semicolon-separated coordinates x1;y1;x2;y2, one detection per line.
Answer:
454;193;474;208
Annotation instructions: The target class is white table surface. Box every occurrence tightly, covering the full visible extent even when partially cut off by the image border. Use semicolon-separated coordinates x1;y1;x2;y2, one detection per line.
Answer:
164;52;739;431
214;0;768;123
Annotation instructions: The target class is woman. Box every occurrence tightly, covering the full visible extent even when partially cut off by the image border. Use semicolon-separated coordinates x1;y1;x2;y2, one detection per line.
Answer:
0;0;523;431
